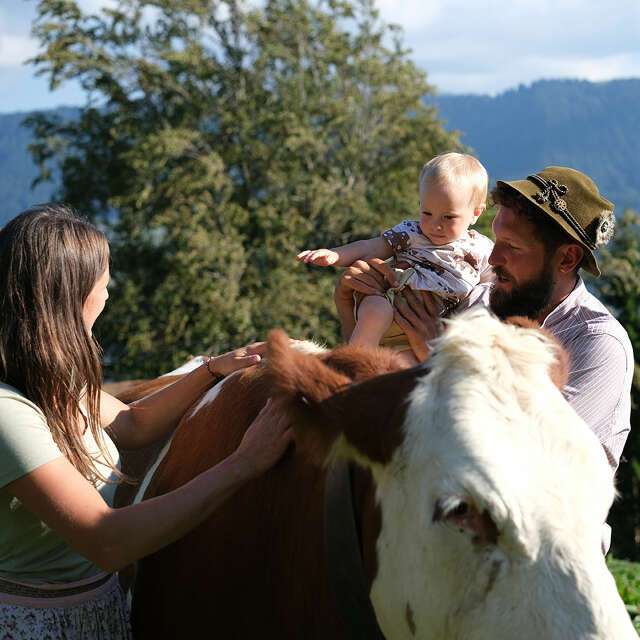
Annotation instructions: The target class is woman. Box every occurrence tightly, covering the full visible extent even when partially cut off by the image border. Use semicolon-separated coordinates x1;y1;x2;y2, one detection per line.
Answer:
0;205;293;638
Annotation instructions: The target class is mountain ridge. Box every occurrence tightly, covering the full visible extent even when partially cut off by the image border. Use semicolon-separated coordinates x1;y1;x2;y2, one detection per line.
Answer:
426;78;640;213
1;78;638;227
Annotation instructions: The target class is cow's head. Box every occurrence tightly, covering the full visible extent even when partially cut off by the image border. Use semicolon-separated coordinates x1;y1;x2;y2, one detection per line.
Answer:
266;307;634;639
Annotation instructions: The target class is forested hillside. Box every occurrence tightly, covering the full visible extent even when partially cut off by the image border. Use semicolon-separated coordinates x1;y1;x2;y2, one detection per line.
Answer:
0;107;75;222
0;111;52;219
427;78;640;213
3;78;640;226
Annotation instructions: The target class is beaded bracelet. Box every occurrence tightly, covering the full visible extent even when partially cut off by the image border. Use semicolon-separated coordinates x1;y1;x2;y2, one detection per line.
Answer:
203;356;224;383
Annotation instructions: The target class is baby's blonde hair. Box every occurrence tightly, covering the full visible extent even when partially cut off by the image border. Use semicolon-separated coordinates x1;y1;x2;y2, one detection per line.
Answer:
419;152;488;209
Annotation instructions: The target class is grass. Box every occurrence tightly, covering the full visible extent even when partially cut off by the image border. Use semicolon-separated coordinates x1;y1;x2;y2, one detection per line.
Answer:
609;557;640;633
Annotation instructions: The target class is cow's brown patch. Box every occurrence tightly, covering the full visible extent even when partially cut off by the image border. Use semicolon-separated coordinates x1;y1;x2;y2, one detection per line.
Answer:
108;374;183;404
266;330;425;465
131;340;406;638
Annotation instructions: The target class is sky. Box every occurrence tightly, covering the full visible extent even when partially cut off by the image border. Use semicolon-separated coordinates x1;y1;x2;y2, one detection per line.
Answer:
1;0;639;113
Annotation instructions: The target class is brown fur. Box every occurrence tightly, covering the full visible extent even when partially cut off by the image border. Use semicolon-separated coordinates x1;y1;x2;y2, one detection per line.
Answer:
105;374;182;404
266;331;412;465
110;375;186;510
130;342;408;639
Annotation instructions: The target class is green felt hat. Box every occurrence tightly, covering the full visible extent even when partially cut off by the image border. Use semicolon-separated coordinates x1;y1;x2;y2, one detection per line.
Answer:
497;166;615;277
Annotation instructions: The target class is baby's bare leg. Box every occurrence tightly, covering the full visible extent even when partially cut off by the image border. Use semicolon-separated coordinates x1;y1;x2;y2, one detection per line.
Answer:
349;295;393;348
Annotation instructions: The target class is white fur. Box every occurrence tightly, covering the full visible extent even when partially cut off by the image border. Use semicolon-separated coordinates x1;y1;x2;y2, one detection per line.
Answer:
161;355;205;377
352;308;635;639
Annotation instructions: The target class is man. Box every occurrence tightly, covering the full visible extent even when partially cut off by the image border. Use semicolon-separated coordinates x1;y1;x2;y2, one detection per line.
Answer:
334;166;633;476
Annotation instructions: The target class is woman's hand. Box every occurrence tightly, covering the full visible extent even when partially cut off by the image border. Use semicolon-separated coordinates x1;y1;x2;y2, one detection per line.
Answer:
208;342;267;377
234;399;294;476
393;289;443;363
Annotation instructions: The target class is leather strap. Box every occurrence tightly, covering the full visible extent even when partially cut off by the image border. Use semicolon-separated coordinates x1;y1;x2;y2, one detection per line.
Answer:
324;459;386;639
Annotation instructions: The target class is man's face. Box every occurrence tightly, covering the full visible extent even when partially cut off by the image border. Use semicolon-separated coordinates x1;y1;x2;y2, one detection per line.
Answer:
488;206;554;320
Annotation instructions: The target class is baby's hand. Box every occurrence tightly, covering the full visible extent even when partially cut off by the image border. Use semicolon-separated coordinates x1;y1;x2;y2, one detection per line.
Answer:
296;249;340;266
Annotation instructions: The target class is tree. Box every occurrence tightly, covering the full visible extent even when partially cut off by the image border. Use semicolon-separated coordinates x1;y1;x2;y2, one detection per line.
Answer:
590;208;640;560
28;0;461;379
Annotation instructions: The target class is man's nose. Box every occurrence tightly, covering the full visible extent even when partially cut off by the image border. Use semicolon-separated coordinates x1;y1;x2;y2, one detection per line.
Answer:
488;247;501;266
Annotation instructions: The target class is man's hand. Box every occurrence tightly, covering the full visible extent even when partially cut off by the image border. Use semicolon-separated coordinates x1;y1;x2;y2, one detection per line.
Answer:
338;257;397;297
297;249;340;266
333;258;397;341
393;289;442;363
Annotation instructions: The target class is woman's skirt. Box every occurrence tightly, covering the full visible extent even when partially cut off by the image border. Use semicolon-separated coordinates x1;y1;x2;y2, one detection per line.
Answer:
0;572;131;639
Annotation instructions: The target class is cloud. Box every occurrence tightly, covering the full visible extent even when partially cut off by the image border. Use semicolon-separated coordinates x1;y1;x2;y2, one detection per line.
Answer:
377;0;640;94
0;34;38;68
1;0;639;102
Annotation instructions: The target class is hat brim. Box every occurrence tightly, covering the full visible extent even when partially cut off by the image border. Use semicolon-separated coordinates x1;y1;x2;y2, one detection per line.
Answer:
496;179;601;277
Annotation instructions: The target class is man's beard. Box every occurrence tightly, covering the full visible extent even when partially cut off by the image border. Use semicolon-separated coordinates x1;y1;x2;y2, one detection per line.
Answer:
489;264;554;320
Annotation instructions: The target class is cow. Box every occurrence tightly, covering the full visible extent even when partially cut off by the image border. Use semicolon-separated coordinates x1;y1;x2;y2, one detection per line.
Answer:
120;308;636;639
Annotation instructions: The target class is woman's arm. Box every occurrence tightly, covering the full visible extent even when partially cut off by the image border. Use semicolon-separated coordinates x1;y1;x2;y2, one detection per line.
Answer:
6;399;292;574
297;236;393;267
103;343;265;450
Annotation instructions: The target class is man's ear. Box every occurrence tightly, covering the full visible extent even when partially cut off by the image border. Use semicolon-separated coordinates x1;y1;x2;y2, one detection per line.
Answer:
557;243;584;273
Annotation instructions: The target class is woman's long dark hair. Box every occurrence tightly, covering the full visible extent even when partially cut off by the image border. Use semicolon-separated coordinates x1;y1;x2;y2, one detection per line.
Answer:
0;204;119;483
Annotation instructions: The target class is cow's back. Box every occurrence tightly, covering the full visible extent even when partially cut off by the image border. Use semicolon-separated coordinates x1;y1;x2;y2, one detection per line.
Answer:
131;365;349;639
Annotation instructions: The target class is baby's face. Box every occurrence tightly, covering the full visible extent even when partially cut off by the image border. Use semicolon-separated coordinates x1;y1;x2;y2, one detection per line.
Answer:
418;182;480;245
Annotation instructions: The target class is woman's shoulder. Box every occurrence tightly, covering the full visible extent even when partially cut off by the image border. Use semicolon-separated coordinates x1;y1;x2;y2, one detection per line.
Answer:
0;382;62;488
0;382;46;420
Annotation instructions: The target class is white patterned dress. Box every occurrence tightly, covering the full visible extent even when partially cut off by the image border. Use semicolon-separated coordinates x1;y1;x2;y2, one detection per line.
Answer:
382;219;494;315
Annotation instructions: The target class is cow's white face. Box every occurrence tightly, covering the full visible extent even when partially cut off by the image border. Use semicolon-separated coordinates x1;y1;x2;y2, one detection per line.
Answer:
361;311;635;640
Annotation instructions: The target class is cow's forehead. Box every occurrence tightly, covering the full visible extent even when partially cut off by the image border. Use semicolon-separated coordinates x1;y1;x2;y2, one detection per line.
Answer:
389;312;614;542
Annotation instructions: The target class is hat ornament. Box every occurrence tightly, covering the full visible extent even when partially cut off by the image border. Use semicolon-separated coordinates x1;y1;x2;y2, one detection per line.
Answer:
528;174;569;214
526;173;597;250
595;210;615;246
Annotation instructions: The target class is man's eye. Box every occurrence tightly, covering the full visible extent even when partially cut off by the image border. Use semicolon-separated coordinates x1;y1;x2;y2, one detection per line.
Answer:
422;211;432;216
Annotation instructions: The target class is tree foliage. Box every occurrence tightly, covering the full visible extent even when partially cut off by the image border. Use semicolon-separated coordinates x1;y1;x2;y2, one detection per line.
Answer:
28;0;461;379
591;208;640;559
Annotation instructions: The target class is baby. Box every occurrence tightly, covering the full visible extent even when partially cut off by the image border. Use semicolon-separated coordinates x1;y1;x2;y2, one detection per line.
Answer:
297;152;494;364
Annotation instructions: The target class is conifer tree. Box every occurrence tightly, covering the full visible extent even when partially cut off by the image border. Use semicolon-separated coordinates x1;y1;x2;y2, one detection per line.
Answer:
591;209;640;559
28;0;461;378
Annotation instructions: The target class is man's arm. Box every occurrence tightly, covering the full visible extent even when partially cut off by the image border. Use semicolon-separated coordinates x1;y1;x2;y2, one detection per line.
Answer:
333;257;398;341
562;331;632;471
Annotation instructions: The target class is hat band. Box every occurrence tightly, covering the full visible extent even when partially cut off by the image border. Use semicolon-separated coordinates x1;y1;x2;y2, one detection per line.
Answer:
527;174;596;250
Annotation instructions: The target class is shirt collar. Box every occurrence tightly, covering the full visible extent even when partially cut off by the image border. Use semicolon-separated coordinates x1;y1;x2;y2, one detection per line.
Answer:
541;276;585;329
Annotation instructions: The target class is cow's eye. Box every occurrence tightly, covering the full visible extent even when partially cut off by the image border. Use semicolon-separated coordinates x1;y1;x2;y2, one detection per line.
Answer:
452;501;469;517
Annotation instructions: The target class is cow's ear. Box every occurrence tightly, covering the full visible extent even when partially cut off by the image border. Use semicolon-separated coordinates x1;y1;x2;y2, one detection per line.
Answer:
266;330;353;462
317;367;422;465
504;316;569;390
266;331;424;466
433;495;499;546
266;330;351;404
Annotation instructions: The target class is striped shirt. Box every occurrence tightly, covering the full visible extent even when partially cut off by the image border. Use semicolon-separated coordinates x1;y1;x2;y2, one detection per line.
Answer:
464;278;633;473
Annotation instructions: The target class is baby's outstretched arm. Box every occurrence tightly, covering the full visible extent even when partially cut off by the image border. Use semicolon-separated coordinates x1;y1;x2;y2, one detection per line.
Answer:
297;237;392;267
